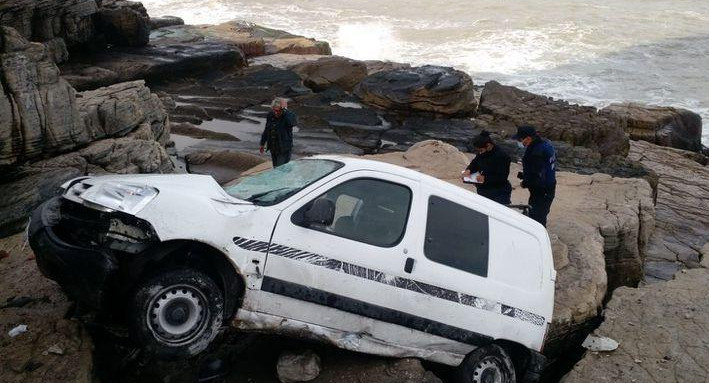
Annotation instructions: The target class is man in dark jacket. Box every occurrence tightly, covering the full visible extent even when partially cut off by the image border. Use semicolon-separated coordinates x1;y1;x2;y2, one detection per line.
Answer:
463;131;512;205
259;97;298;167
513;125;556;227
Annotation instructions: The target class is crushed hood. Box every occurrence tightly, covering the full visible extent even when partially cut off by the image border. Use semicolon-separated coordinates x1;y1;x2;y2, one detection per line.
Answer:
65;174;246;204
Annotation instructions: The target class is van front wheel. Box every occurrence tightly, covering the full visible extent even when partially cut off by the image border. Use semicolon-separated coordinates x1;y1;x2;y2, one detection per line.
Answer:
456;344;516;383
131;268;224;359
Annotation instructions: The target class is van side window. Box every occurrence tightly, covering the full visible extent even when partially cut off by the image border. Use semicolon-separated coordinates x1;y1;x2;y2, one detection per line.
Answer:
424;196;489;277
293;179;412;247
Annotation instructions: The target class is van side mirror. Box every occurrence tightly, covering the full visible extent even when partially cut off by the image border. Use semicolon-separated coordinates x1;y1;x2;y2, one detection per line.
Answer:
304;198;335;226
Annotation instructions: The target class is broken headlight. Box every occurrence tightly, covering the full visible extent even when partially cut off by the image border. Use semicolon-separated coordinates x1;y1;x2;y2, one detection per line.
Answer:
79;182;158;215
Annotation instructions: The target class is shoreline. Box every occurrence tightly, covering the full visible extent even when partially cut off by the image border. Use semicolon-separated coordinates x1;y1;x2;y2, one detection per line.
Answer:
142;3;709;147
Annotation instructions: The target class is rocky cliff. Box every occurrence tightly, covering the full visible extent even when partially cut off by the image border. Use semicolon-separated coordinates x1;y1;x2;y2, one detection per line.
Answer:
0;0;99;56
0;27;172;236
628;140;709;281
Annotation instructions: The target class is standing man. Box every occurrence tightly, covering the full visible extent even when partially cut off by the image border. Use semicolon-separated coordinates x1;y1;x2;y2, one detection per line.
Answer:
259;97;298;167
462;131;513;205
513;125;556;227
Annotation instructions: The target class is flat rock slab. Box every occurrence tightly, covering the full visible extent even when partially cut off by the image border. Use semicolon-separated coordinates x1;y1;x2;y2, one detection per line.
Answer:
628;140;709;281
561;268;709;383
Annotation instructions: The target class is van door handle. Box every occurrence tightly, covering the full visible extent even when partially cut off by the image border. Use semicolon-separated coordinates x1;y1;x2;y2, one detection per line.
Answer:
404;257;415;273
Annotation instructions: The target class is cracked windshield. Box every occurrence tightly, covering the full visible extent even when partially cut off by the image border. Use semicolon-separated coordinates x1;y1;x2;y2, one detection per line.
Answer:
223;159;343;205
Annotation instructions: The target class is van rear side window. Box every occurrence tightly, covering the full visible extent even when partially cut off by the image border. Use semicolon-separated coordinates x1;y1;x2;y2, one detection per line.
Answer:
424;196;489;277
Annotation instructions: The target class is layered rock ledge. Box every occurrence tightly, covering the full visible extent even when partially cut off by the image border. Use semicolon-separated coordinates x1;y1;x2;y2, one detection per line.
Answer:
0;27;173;237
628;140;709;281
561;267;709;383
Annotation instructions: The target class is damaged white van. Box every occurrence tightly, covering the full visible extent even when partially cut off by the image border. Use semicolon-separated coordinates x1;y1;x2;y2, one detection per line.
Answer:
29;156;555;383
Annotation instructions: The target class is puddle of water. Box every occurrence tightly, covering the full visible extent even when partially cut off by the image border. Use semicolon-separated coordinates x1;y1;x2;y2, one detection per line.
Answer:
198;117;264;138
171;134;205;151
330;101;363;109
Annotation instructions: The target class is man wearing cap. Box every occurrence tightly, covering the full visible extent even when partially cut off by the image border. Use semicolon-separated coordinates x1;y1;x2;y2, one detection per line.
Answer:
259;97;298;167
513;125;556;227
462;131;513;205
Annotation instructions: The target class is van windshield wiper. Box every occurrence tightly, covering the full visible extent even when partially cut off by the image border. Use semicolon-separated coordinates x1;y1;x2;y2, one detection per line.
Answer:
245;187;294;203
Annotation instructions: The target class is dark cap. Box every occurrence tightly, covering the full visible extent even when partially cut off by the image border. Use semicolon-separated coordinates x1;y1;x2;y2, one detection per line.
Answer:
472;130;493;148
512;125;537;140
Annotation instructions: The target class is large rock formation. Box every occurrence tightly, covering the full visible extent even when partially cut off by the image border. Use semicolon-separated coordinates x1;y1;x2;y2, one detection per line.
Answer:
96;0;150;47
59;42;247;91
0;233;94;383
0;0;99;51
0;27;172;237
368;141;655;357
149;16;185;30
59;20;334;91
354;65;478;116
292;56;368;92
0;26;88;166
78;80;169;143
628;140;709;281
603;103;703;152
561;268;709;383
543;172;654;354
149;20;331;58
477;81;629;156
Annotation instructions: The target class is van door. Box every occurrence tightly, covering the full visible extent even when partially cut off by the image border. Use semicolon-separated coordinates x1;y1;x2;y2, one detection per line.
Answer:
248;170;483;355
409;186;549;350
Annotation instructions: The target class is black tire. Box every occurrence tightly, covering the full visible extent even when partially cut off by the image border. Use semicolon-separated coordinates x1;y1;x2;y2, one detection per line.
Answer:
130;268;224;359
455;344;517;383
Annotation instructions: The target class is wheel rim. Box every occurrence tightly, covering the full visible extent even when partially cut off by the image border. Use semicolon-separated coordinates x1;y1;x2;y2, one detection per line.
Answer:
146;284;210;345
471;356;504;383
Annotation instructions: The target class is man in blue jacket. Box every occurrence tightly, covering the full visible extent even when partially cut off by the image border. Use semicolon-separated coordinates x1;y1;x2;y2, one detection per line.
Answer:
513;125;556;227
259;97;298;167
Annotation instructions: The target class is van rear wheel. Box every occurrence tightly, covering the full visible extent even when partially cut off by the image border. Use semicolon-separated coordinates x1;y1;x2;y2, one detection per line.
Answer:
131;268;224;359
456;344;516;383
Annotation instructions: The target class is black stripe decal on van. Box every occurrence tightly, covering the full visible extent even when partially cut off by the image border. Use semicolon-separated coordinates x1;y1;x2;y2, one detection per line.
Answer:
233;237;545;326
261;276;493;346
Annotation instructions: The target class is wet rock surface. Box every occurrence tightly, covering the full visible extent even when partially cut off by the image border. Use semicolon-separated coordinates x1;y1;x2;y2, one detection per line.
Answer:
0;234;94;383
604;103;703;152
59;43;246;91
354;65;478;116
561;268;709;383
477;81;629;156
628;140;709;281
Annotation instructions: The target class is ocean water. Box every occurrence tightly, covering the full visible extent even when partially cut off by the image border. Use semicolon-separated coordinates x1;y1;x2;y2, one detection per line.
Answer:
143;0;709;146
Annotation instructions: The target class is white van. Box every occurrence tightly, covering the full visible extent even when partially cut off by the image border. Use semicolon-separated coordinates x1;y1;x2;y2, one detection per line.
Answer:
29;156;555;383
